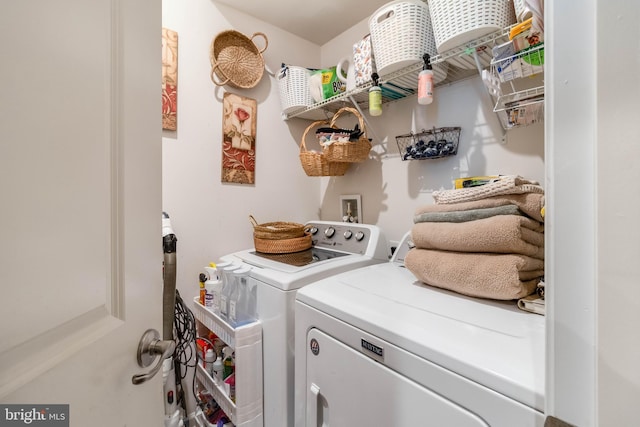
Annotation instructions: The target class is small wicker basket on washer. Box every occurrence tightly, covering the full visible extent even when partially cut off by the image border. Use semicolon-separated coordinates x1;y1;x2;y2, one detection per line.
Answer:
249;215;312;254
210;30;268;89
428;0;516;53
368;0;447;83
277;65;314;114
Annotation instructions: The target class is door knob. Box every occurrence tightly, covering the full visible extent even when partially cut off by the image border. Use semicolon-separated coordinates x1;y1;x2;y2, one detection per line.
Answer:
131;329;175;385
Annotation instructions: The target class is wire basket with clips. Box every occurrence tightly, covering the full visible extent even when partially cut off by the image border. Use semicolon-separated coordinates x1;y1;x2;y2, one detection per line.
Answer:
396;127;461;161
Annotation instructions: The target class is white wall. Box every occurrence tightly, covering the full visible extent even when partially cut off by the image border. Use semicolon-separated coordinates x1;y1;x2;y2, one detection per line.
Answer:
162;1;323;299
547;0;640;425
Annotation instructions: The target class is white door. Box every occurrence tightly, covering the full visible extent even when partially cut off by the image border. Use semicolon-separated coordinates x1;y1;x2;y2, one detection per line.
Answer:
0;0;164;425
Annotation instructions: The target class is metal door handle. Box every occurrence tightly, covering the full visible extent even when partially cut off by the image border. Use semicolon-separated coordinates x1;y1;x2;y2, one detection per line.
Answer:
131;329;175;385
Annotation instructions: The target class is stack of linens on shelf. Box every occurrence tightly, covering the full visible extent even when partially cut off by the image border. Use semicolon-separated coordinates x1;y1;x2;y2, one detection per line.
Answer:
405;175;545;302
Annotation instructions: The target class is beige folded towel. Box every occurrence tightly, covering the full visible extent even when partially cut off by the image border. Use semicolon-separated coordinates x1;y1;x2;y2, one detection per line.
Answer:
414;192;545;222
405;248;544;300
432;175;544;205
411;214;544;259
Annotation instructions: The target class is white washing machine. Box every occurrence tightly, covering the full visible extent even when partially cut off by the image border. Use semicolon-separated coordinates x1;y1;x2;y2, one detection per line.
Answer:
220;221;389;427
294;232;545;427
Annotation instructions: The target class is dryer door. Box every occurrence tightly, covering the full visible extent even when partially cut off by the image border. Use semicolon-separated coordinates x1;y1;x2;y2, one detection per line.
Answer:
304;328;489;427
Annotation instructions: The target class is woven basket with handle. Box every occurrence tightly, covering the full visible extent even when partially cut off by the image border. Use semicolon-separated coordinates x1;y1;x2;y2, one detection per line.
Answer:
322;107;372;163
210;30;268;89
299;120;351;177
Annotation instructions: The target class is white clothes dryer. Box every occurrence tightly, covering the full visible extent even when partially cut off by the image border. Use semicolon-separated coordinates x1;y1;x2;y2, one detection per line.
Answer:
294;232;545;426
220;221;389;427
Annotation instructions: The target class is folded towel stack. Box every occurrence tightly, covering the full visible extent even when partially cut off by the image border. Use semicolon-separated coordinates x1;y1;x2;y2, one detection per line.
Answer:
405;175;545;301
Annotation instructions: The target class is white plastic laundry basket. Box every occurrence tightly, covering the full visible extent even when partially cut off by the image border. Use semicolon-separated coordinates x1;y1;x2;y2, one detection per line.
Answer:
277;65;313;114
429;0;516;53
368;0;447;82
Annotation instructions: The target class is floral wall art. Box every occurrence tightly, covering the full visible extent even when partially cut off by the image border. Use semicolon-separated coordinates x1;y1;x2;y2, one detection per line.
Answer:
162;28;178;130
222;93;256;184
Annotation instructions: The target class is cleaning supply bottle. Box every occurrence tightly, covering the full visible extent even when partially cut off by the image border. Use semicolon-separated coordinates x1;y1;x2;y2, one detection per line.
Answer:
204;264;220;311
204;348;215;377
198;272;207;306
369;73;382;116
418;53;434;105
230;266;254;326
212;351;224;384
220;263;241;321
222;346;235;380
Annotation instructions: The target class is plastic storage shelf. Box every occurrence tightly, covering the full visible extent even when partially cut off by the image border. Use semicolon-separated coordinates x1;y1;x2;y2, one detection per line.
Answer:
192;298;264;427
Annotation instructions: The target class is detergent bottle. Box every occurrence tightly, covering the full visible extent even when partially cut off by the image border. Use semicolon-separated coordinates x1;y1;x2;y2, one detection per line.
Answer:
203;264;221;312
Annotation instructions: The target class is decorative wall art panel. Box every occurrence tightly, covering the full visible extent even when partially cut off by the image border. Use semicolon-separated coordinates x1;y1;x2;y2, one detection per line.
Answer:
222;93;256;184
162;28;178;130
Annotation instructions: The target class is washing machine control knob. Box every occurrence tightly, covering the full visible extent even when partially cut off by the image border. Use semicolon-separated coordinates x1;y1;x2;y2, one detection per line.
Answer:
343;230;353;240
324;227;335;238
355;231;365;241
308;226;318;235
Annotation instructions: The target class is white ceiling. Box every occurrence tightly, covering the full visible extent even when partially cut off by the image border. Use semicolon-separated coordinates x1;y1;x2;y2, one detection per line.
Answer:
214;0;391;45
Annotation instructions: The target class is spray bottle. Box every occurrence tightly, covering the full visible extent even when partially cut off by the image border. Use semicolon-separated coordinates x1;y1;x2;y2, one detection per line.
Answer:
220;263;241;320
418;53;434;105
204;263;223;313
369;73;382;116
203;264;220;311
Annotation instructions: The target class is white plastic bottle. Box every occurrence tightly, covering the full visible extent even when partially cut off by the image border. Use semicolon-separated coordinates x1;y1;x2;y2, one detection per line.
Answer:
212;353;223;384
203;264;220;311
220;263;241;321
231;266;254;326
228;267;251;327
418;53;434;105
204;348;215;377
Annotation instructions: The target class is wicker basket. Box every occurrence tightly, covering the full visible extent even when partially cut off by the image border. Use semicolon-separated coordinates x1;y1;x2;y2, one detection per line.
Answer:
277;65;314;114
250;248;313;265
299;120;351;177
429;0;516;53
210;30;268;89
368;0;447;83
323;107;372;163
254;234;312;254
249;215;307;240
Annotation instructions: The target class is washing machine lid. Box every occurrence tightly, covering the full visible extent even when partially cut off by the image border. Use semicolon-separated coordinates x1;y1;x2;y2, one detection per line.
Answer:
296;262;545;412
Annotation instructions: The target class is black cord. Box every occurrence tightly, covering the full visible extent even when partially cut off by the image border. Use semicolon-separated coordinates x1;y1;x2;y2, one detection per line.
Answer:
172;289;198;411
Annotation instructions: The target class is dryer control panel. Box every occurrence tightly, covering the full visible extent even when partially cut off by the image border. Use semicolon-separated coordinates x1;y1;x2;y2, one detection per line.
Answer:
306;221;372;255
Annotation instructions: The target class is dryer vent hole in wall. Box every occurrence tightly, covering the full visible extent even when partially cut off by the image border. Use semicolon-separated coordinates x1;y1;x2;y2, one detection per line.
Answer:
389;240;399;258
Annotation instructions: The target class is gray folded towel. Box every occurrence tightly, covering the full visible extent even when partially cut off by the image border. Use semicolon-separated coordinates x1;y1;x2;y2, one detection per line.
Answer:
414;192;545;222
414;204;522;223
